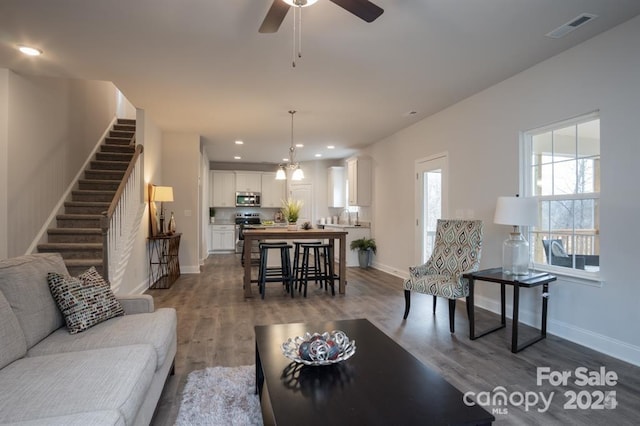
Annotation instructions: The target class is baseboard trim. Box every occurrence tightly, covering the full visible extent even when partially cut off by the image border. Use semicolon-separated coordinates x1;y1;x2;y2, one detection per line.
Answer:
473;293;640;367
181;265;201;274
371;261;409;280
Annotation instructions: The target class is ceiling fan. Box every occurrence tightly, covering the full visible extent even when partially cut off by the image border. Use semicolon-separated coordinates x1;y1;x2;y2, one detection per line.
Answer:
259;0;384;33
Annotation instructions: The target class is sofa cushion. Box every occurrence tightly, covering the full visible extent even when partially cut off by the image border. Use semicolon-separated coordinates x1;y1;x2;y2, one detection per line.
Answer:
0;291;27;369
27;308;176;371
0;253;67;349
1;410;125;426
47;269;124;334
0;345;156;425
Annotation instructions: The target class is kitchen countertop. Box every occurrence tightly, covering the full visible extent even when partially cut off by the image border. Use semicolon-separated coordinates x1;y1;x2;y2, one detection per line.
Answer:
210;220;235;225
322;223;370;228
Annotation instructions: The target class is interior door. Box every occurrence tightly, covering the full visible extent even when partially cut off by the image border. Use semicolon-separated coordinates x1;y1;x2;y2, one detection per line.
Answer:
415;153;448;264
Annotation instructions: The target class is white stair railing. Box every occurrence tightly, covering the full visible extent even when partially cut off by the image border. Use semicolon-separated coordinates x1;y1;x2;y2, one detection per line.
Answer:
100;142;144;292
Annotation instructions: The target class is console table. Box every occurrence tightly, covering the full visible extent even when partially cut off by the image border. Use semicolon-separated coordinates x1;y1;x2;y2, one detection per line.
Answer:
464;267;557;353
148;233;181;289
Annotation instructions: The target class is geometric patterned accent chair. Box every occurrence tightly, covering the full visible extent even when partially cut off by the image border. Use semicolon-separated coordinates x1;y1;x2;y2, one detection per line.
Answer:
403;219;483;333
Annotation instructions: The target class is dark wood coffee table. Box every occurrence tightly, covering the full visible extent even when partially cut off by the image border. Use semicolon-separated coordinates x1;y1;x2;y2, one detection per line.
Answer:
255;319;494;425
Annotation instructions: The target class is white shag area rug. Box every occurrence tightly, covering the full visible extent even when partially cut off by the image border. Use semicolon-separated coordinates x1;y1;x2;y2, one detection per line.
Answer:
175;365;263;426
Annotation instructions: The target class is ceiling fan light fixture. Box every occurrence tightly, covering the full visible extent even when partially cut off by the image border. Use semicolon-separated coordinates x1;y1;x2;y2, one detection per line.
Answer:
283;0;318;7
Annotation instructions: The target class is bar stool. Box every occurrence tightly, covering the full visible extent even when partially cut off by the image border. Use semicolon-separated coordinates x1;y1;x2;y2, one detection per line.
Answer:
292;241;322;293
299;243;336;297
258;242;293;299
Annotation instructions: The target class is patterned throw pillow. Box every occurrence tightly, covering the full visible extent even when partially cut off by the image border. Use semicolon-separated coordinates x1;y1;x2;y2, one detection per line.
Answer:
47;267;124;334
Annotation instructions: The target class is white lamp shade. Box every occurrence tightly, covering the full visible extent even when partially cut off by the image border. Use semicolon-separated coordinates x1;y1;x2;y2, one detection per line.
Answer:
152;186;174;202
275;167;286;180
494;196;537;226
291;167;304;181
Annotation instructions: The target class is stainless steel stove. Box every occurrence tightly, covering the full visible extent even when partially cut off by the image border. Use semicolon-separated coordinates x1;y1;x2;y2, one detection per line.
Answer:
235;212;262;225
235;213;261;254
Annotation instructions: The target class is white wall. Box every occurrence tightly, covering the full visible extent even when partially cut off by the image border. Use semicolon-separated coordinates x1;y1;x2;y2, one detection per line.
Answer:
163;132;201;273
369;16;640;365
2;72;121;257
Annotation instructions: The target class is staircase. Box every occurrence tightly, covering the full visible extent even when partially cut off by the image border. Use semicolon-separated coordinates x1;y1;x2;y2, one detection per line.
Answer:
37;119;137;276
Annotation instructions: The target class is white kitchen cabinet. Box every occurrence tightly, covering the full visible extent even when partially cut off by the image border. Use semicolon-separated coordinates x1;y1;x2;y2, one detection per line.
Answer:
235;172;262;192
324;225;371;267
346;156;371;206
210;171;236;207
261;173;285;208
327;166;345;208
211;225;235;251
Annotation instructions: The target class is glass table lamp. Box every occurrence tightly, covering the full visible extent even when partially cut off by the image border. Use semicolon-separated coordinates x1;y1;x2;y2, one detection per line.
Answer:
494;196;537;275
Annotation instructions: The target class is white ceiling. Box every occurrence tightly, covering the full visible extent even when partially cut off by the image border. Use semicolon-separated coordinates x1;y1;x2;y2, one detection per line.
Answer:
1;0;639;164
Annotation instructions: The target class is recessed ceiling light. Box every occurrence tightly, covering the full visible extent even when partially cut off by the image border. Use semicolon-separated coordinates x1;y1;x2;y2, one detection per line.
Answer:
315;154;322;158
234;156;241;160
235;140;244;145
295;143;304;148
18;45;42;56
283;158;289;162
327;145;335;149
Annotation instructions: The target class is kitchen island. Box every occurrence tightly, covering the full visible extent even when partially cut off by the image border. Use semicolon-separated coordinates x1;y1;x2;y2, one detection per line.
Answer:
242;228;349;298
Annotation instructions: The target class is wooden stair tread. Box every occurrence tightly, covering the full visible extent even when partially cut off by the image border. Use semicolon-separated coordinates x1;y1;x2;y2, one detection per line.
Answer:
65;201;110;206
79;178;123;183
64;259;103;266
38;243;102;249
48;228;102;234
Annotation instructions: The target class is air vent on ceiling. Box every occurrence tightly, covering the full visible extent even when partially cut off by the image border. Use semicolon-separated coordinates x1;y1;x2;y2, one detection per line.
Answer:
546;13;598;39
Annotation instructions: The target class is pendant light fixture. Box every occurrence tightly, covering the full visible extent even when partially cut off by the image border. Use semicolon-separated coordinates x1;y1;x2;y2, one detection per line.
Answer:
276;110;304;181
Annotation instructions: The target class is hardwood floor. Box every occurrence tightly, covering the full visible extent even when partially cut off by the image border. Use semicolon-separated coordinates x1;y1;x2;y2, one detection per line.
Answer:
149;254;640;425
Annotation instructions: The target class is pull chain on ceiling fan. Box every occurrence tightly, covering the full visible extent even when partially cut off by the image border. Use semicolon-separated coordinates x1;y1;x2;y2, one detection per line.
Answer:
259;0;384;67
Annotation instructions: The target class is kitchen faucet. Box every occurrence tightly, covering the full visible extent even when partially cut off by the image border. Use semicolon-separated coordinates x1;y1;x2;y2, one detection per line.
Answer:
343;209;351;225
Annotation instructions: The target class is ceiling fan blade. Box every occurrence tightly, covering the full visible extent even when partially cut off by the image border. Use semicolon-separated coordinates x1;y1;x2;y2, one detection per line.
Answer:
259;0;290;33
330;0;384;23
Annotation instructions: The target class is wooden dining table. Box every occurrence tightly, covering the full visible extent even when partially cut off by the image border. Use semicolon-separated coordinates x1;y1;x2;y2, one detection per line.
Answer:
242;228;349;298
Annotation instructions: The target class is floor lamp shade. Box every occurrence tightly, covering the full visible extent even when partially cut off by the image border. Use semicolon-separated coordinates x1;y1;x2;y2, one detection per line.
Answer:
494;196;537;275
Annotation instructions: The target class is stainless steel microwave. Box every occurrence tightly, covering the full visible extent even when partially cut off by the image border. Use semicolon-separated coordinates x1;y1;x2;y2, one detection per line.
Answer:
236;192;261;207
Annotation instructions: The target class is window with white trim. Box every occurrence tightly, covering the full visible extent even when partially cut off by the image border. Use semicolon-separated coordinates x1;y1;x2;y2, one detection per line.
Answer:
522;112;600;276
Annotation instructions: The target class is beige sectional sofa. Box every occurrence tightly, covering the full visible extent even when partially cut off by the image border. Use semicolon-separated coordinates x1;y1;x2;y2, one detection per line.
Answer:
0;253;177;425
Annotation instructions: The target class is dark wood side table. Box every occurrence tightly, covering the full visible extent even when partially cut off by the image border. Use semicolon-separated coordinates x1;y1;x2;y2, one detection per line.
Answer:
148;233;181;289
464;267;557;353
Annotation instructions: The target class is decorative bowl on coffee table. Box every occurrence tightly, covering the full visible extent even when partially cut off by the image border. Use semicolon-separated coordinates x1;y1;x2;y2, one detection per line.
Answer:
281;330;356;366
